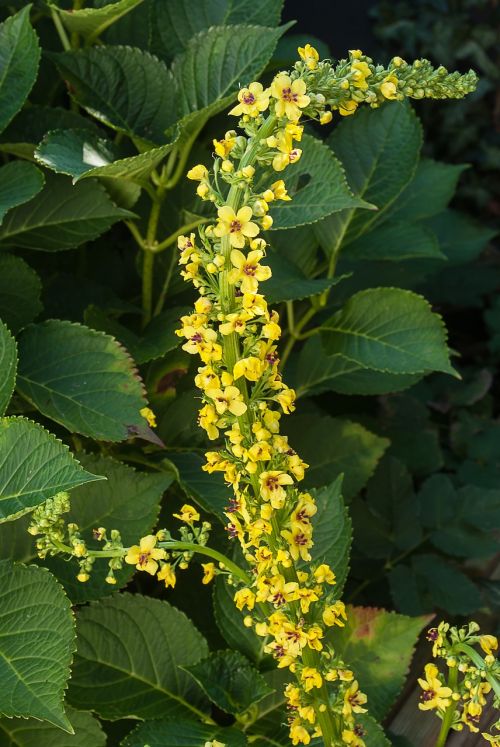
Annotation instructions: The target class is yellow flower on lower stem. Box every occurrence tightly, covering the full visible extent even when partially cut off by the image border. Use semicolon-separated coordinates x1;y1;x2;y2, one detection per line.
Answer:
260;470;294;509
157;563;176;588
272;130;303;172
234;587;256;611
281;527;313;562
323;600;347;627
173;504;200;523
380;74;399;99
290;718;311;746
125;535;166;575
233;356;265;382
417;663;453;712
338;99;358;116
274;387;296;413
229;81;270;118
298;43;319;70
201;562;216;584
301;667;322;692
199;403;220;440
214;205;260;248
314;563;336;585
206;385;247;417
271;74;310;121
140;407;157;428
228;249;272;294
343;681;368;718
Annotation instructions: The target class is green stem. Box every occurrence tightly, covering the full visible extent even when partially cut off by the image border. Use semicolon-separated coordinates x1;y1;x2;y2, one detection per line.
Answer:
165;123;205;190
454;643;500;699
142;191;165;326
435;666;458;747
50;8;71;51
280;304;318;370
158;541;251;585
154;218;209;254
153;246;178;317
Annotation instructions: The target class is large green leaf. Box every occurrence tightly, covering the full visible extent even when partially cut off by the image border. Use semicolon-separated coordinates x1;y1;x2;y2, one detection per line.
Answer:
0;255;42;333
265;252;344;304
282;414;389;498
309;477;351;594
0;7;40;134
0;707;106;747
122;719;247;747
0;174;133;251
52;46;176;144
357;714;391;747
330;606;429;721
166;451;232;520
423;209;498;266
269;134;371;230
0;561;75;731
294;337;423;398
0;321;16;416
68;594;210;720
183;651;273;716
225;0;283;25
17;320;148;441
55;0;144;42
213;577;266;664
45;453;172;602
0;417;101;522
0;514;34;563
321;288;455;376
345;221;444;262
0;162;44;224
35;128;178;184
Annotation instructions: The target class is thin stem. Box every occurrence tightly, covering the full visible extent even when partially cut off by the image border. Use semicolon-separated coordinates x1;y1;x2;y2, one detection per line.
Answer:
50;8;71;51
142;191;165;326
454;643;500;699
154;246;178;316
125;220;145;248
435;666;458;747
280;304;318;369
154;218;209;254
165;123;205;190
158;541;252;585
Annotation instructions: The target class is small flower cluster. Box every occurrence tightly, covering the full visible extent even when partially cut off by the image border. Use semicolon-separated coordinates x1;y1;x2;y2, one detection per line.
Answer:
176;46;476;746
420;622;499;744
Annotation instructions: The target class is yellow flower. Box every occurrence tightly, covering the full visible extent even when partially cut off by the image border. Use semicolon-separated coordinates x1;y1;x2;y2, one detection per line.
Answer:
140;406;156;428
206;385;247;417
418;663;453;712
342;726;366;746
271;74;310;121
306;624;324;651
323;600;347;627
320;110;333;125
343;681;368;717
229;81;270;118
157;563;176;588
125;535;166;575
173;504;200;523
380;74;399;100
214;205;260;248
260;470;294;509
301;667;322;692
178;233;197;264
187;164;208;180
339;99;358;116
281;527;313;561
219;310;252;336
247;440;272;462
234;587;256;611
290;718;311;745
233;355;265;382
351;60;372;89
198;403;220;440
213;130;237;157
201;562;216;584
274;387;296;413
264;179;291;202
298;43;319;70
314;563;336;585
480;634;498;658
296;587;319;614
228;249;272;294
272;130;303;172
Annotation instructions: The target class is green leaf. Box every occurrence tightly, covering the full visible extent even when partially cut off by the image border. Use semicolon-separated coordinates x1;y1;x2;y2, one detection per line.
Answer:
0;7;41;134
166;451;232;520
0;321;16;416
35;128;178;185
385;159;467;222
269;134;371;230
294;337;423;398
55;0;144;42
68;594;210;720
0;255;42;333
282;414;389;498
321;288;455;376
122;719;247;747
183;651;273;716
0;707;106;747
52;46;176;144
357;714;391;747
0;173;134;251
84;304;190;364
345;221;444;262
309;477;351;594
45;453;172;603
225;0;283;26
213;577;266;664
424;209;498;266
265;252;344;304
0;162;44;224
0;560;75;731
0;514;34;563
17;320;148;441
0;417;102;522
330;606;430;720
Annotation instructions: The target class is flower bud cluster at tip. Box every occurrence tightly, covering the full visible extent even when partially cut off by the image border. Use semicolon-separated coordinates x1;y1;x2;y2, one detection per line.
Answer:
420;621;499;744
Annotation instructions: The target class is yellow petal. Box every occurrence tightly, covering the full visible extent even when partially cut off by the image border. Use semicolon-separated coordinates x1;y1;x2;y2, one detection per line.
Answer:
237;205;253;223
230;249;246;269
241;221;260;238
140;534;157;552
218;205;236;223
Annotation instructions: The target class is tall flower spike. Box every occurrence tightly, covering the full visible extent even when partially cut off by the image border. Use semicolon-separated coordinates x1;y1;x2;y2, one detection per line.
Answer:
178;46;477;747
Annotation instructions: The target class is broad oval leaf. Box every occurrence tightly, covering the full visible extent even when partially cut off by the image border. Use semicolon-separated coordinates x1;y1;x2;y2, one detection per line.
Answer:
345;221;444;262
0;707;106;747
17;320;148;441
265;252;345;304
45;453;172;603
55;0;144;42
0;7;41;134
0;162;44;225
122;719;247;747
35;128;178;184
68;594;210;720
269;134;371;230
0;173;134;252
0;255;42;334
0;560;76;731
0;416;102;522
183;650;273;716
0;321;16;416
321;287;455;376
51;46;176;144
